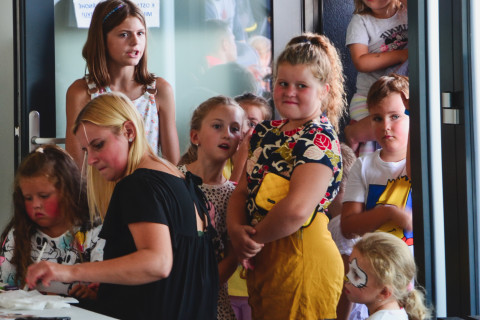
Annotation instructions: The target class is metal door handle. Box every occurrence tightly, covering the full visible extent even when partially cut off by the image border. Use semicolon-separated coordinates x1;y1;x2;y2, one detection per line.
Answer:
29;111;66;152
441;92;461;125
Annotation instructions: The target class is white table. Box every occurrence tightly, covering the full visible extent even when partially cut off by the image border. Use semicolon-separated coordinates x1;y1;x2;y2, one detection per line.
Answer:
0;305;117;319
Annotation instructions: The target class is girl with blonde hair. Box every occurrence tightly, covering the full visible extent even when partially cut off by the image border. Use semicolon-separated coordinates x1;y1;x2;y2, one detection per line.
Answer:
228;33;346;319
345;232;430;320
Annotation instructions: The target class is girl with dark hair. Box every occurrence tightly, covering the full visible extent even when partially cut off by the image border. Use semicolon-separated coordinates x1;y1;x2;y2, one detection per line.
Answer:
0;145;104;298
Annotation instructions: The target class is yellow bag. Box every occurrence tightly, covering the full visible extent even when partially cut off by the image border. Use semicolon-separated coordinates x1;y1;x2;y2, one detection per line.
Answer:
255;172;317;228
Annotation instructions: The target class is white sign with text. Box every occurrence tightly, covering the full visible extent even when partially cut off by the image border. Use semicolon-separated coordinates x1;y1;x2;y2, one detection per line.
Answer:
73;0;160;28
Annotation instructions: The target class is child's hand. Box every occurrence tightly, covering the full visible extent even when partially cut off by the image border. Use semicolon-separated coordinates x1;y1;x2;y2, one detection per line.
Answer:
233;127;253;167
230;127;254;183
69;282;99;300
230;224;263;260
344;124;360;153
387;205;413;232
241;258;255;270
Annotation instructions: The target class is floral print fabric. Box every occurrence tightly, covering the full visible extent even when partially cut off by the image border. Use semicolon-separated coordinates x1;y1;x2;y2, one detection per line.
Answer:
246;116;343;224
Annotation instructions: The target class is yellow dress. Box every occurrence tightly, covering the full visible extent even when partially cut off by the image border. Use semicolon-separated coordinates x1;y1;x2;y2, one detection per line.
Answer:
245;119;344;319
228;266;248;297
247;214;343;319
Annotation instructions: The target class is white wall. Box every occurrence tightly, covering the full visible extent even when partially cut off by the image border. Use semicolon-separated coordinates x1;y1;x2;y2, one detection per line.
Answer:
0;1;15;229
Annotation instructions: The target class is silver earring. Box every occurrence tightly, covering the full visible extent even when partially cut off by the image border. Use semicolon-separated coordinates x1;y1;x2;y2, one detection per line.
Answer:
128;138;133;142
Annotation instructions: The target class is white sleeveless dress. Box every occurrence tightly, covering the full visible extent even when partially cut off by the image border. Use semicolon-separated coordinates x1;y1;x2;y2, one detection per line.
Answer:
87;78;159;154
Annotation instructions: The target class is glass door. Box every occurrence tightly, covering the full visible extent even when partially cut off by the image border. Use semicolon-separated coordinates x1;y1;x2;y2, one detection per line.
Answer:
53;0;275;153
470;0;480;313
438;0;478;315
0;1;15;228
410;0;479;316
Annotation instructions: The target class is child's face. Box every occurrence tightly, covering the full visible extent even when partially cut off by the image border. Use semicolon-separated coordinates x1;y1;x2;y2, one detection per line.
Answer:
192;104;243;163
344;248;384;309
369;92;409;161
273;63;328;128
20;176;68;237
241;103;265;135
106;16;146;67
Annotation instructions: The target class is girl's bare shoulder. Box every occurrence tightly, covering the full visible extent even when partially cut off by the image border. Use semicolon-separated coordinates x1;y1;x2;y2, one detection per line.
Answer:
67;78;90;98
154;77;173;96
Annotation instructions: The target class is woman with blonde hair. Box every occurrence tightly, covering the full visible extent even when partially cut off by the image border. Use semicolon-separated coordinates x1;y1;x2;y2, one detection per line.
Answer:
27;92;218;320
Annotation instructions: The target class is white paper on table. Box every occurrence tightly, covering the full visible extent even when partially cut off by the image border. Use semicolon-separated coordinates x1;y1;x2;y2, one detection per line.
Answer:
0;290;78;310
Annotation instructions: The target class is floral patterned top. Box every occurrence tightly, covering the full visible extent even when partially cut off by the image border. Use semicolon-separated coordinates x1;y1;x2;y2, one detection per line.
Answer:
246;116;343;225
244;116;345;319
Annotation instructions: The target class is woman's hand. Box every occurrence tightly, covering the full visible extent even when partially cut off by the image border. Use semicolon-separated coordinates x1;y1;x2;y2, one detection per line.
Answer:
26;261;73;290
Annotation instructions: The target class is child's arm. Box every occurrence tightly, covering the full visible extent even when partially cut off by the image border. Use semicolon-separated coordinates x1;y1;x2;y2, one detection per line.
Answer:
349;43;408;73
229;128;254;183
344;117;376;151
155;78;180;165
26;222;173;288
227;168;263;260
341;201;412;239
218;242;239;284
252;163;333;244
0;229;13;283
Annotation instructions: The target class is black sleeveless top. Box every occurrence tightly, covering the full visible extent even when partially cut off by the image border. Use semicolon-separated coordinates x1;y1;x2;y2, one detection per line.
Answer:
96;169;218;320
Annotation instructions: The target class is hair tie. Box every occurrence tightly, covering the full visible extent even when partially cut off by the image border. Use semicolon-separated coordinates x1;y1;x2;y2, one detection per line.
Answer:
103;4;125;23
36;147;44;153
